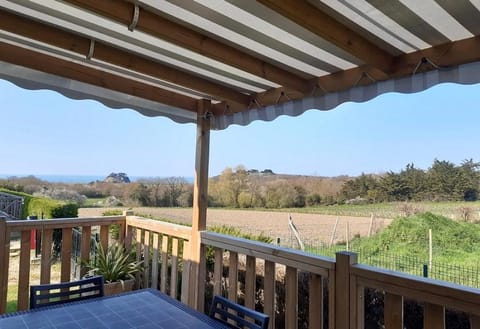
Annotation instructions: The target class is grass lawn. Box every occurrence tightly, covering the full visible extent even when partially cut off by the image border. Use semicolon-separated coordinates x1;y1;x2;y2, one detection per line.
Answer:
7;285;17;313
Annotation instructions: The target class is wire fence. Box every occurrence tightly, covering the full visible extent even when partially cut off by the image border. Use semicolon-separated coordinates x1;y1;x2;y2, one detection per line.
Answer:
304;245;480;288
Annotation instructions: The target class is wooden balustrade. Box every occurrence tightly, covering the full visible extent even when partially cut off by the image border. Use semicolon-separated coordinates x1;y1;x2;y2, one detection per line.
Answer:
125;215;192;303
0;216;125;313
3;214;480;329
201;231;336;329
344;252;480;329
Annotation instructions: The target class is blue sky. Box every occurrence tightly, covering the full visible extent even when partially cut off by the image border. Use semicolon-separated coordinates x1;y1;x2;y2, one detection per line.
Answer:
1;79;479;178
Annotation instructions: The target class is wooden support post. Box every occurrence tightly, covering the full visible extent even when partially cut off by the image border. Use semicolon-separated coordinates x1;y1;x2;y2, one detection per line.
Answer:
335;252;358;329
189;98;211;311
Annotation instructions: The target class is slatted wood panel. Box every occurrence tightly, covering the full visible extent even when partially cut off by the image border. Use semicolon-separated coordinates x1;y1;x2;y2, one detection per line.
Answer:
170;238;179;298
181;240;191;305
384;293;403;329
227;251;238;302
135;228;143;288
17;230;31;310
213;247;223;297
40;228;53;284
471;315;480;329
309;274;323;329
424;303;445;329
161;235;169;293
264;261;276;329
0;219;9;314
245;255;256;310
285;266;298;329
143;230;150;288
80;226;91;278
60;227;72;283
151;233;159;289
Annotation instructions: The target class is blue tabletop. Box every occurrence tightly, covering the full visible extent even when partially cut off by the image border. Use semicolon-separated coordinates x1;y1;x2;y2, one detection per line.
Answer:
0;289;228;329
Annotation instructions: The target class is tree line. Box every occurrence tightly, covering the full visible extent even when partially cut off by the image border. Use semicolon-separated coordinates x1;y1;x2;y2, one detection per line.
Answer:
1;159;478;209
341;159;480;203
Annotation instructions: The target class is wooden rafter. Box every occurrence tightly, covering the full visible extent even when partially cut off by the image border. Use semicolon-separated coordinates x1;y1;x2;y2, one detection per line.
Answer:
64;0;312;94
257;0;394;74
0;42;199;113
0;10;249;108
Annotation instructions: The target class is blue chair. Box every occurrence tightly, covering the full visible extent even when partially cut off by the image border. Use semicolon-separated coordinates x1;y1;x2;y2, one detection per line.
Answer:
30;275;104;309
209;295;269;329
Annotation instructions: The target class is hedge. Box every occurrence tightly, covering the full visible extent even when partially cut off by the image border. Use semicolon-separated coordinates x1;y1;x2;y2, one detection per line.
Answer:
0;188;78;219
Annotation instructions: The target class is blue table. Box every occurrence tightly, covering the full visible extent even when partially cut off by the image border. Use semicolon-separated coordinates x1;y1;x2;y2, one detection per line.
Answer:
0;288;228;329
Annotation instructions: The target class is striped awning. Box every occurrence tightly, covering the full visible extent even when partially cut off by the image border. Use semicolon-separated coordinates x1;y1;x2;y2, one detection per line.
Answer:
0;0;479;130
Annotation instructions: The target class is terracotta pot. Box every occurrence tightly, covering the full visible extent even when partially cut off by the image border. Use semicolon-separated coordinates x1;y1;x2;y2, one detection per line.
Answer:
104;279;135;296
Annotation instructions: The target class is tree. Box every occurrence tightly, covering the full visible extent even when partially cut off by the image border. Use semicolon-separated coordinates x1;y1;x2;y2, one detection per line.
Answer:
164;177;186;206
426;159;461;200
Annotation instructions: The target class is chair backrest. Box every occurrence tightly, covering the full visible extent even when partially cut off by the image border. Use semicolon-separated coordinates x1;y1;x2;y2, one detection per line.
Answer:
30;275;105;309
209;295;269;329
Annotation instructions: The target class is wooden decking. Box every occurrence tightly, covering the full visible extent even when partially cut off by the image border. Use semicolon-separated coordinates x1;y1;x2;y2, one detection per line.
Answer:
1;214;480;329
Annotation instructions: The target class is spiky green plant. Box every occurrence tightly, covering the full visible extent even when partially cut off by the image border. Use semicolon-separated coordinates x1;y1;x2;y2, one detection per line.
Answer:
83;242;143;283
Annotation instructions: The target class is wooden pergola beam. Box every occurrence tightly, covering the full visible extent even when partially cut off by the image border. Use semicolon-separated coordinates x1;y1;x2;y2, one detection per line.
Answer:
0;10;250;108
257;0;394;74
65;0;312;95
0;42;199;113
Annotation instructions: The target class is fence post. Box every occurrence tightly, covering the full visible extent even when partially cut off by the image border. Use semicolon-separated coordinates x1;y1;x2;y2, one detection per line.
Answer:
335;251;358;329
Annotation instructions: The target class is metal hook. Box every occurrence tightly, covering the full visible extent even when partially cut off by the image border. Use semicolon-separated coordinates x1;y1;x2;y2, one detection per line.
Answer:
86;39;95;60
128;3;140;32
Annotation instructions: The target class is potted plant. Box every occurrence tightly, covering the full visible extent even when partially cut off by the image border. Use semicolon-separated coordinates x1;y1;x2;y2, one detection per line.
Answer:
83;241;143;296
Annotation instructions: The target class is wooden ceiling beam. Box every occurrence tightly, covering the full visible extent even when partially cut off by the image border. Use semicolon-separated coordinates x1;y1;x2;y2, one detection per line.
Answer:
0;41;199;113
257;0;394;74
64;0;312;94
392;36;480;77
0;10;250;108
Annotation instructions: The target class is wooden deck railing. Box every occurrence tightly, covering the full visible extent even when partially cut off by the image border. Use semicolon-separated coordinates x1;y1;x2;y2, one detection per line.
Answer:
0;215;125;313
201;231;336;329
3;215;480;329
124;215;192;304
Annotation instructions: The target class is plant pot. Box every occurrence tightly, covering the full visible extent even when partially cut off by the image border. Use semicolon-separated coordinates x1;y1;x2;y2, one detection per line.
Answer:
104;279;135;296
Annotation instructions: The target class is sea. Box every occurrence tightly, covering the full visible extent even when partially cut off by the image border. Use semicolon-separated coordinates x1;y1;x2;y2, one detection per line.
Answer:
0;174;193;184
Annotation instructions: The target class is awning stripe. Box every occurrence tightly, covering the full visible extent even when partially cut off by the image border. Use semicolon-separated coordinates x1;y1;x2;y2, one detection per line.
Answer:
213;61;480;130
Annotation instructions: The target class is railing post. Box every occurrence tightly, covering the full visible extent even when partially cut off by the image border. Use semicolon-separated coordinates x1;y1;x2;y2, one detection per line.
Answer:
0;217;9;314
335;251;358;329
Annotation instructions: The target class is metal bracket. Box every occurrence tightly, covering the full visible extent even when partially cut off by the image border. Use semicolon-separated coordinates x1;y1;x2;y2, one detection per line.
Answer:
353;71;376;87
412;57;440;75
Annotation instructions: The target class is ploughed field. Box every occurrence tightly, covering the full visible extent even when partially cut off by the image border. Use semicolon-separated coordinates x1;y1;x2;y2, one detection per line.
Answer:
79;207;392;247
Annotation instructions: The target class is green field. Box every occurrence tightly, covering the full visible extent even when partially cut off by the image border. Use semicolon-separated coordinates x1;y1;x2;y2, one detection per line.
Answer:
279;201;480;220
307;212;480;287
